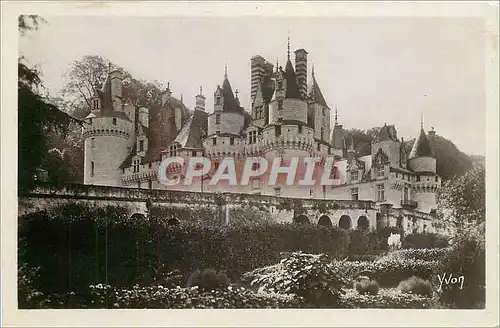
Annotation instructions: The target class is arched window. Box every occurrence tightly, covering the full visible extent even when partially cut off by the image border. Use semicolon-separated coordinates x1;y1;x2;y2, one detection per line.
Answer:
357;216;369;230
294;215;310;225
318;215;332;227
339;215;352;230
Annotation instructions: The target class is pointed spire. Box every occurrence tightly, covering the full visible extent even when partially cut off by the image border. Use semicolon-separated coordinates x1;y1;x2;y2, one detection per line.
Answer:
167;81;170;91
200;85;203;96
311;63;315;77
108;62;112;73
224;63;228;79
287;32;291;60
235;89;239;99
181;93;183;103
420;113;424;130
276;57;279;73
335;104;338;125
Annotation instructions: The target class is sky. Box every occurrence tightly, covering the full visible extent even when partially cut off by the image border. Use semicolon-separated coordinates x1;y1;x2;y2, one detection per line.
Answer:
19;16;486;156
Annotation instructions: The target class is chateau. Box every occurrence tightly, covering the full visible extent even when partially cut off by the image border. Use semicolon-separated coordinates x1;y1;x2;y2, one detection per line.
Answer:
82;42;442;233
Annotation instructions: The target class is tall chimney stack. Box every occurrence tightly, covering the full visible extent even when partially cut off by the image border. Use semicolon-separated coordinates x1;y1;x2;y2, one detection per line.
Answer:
294;49;308;99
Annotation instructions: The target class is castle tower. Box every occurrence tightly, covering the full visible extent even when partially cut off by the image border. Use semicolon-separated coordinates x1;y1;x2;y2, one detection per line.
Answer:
294;49;308;99
371;123;401;168
407;121;441;213
195;86;206;111
83;70;135;186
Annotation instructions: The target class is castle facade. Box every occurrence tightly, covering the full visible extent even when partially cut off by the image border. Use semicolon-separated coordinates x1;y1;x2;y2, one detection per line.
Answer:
82;43;442;233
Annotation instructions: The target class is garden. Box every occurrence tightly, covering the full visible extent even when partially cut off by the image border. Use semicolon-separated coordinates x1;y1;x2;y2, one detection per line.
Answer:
18;203;485;309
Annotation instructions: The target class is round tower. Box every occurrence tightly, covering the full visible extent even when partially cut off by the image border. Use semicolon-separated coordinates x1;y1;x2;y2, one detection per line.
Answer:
83;70;135;186
408;123;441;214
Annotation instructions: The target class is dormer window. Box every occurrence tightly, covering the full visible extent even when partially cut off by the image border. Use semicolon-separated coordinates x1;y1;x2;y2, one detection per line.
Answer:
112;118;117;125
216;96;221;105
275;125;281;137
139;140;144;152
298;125;302;133
212;138;216;146
278;100;283;110
169;144;178;157
277;81;283;90
376;166;384;177
351;170;359;182
215;114;221;124
133;159;140;173
93;98;99;109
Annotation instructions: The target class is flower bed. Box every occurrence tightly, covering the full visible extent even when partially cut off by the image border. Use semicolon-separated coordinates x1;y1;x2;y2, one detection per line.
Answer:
341;288;433;309
88;284;307;309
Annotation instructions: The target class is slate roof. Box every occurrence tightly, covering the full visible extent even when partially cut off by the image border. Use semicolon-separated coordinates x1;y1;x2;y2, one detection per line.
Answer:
173;109;208;150
94;70;132;122
222;77;244;114
284;59;301;99
409;127;434;158
376;124;399;142
308;74;328;108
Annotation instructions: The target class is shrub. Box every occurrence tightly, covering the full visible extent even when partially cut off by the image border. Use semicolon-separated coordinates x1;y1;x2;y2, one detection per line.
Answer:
341;288;432;309
403;233;450;249
378;248;449;262
186;268;230;291
438;223;485;309
398;276;433;297
337;258;439;288
249;252;349;307
354;278;379;295
85;283;307;309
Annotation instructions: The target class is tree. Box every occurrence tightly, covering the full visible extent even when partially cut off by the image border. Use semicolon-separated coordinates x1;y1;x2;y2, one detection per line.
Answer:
61;55;165;117
18;15;79;192
437;163;485;230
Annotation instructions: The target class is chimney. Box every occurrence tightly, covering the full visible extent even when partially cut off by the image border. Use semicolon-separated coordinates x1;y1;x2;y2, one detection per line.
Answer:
138;107;149;128
294;49;308;99
195;86;206;111
161;82;172;106
250;55;266;102
109;70;123;111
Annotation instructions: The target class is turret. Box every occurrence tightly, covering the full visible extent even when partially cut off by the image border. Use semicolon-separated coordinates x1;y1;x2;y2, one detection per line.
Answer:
408;123;436;173
195;86;206;111
294;48;308;99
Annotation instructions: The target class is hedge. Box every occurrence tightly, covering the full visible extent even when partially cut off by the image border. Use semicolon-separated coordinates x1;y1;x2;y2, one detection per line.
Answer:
19;204;353;295
341;288;433;309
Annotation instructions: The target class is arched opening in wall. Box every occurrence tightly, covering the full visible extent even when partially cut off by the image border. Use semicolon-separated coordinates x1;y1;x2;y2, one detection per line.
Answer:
294;215;310;225
130;213;146;221
338;215;352;230
167;218;180;226
357;216;369;230
318;215;332;227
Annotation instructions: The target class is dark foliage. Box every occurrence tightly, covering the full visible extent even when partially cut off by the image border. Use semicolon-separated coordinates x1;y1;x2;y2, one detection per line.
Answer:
402;233;450;249
439;223;485;309
354;278;380;295
398;276;433;297
187;269;230;291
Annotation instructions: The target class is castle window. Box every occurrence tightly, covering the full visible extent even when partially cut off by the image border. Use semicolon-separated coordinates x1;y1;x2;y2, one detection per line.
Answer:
89;118;93;125
403;185;409;201
351;187;359;201
376;184;385;202
275;125;281;137
230;138;234;145
112;118;117;125
148;180;153;189
216;96;221;105
91;161;95;176
212;138;217;146
133;159;140;173
417;175;421;182
309;189;314;197
317;143;320;151
278;81;283;90
251;178;261;190
192;151;197;156
215;114;221;124
139;140;144;152
278;100;283;110
320;127;324;140
435;176;438;182
216;130;220;135
169;144;178;157
376;166;384;177
322;108;326;116
274;187;281;196
93;98;99;109
91;138;95;148
351;170;358;182
396;172;399;178
148;163;152;169
298;125;302;133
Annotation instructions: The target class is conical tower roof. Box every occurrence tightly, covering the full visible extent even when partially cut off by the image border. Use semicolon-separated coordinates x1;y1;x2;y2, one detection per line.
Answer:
284;59;301;99
409;127;434;158
308;70;328;108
